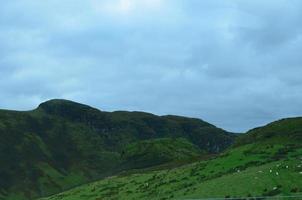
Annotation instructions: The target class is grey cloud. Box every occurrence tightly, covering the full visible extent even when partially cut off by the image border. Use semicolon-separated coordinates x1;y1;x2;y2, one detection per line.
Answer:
0;0;302;132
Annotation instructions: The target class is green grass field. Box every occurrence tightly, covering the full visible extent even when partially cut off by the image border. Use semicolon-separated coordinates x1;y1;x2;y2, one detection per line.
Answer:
39;141;302;200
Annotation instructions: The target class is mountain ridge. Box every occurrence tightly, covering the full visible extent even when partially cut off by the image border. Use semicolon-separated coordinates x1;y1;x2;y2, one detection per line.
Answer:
0;99;235;200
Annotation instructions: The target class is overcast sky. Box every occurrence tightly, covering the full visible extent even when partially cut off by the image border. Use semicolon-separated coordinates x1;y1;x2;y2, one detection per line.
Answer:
1;0;302;132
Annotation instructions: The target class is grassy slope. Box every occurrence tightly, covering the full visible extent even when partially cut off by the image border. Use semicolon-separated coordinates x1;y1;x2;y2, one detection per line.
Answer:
120;138;204;170
0;99;235;200
39;118;302;200
235;117;302;146
39;142;302;200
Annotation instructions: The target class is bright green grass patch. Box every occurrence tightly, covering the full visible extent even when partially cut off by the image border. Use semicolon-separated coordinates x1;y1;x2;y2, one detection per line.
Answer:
39;145;302;200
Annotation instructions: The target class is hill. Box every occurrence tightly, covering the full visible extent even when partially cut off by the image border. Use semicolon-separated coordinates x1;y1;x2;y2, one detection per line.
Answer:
0;99;235;200
235;117;302;146
39;117;302;200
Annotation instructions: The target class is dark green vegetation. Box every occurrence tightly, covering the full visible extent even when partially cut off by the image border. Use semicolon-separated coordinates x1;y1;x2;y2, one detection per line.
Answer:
0;99;235;200
39;117;302;200
235;117;302;146
121;138;204;169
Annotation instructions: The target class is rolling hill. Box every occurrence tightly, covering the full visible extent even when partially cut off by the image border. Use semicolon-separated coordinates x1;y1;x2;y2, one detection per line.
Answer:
38;117;302;200
0;99;235;200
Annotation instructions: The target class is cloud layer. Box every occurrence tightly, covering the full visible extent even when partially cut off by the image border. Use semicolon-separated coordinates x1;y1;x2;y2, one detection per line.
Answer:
1;0;302;132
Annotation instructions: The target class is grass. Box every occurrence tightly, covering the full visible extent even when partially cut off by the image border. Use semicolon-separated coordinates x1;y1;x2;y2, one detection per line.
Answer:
120;138;204;169
39;141;302;200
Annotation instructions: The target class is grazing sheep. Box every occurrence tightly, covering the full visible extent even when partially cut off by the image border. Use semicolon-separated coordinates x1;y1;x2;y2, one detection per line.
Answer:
276;172;279;176
273;187;278;190
258;171;263;173
269;170;273;173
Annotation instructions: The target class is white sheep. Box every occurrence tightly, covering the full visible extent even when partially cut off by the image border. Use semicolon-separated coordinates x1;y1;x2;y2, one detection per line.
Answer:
276;172;279;176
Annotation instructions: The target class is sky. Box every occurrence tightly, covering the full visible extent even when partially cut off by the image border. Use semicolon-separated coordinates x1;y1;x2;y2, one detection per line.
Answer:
1;0;302;132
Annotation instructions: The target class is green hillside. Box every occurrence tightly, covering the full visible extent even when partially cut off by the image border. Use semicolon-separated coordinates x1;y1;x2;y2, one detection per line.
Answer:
120;138;204;169
0;99;235;200
235;117;302;146
38;118;302;200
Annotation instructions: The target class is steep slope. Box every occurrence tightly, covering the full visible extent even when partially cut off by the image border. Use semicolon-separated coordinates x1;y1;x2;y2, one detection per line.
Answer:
39;117;302;200
0;99;235;200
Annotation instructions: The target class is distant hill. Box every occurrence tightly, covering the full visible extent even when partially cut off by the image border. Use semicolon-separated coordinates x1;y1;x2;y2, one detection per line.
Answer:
39;117;302;200
235;117;302;146
0;99;235;200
